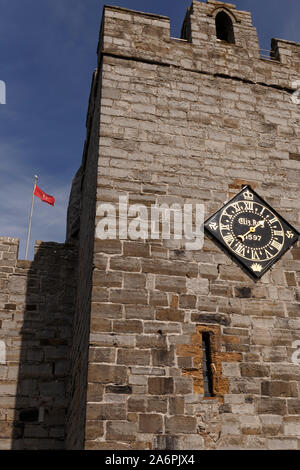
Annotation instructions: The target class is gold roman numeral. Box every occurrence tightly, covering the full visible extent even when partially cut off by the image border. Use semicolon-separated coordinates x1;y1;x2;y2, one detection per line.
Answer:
264;249;273;259
274;230;284;237
231;203;241;212
235;243;246;256
251;250;261;261
222;210;230;217
269;217;278;225
223;234;235;246
244;201;254;211
271;240;281;251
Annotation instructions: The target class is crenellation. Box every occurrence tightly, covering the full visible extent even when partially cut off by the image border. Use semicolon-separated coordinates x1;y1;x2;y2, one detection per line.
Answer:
97;2;300;93
0;238;78;449
0;0;300;451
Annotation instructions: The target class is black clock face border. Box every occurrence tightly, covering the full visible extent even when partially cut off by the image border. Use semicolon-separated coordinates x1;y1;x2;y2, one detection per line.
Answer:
204;186;299;280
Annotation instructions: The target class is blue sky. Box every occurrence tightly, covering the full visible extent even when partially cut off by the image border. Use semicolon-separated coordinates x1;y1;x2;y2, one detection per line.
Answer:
0;0;299;259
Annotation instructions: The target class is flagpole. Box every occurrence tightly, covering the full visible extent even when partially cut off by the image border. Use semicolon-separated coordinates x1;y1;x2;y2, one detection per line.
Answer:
25;175;38;260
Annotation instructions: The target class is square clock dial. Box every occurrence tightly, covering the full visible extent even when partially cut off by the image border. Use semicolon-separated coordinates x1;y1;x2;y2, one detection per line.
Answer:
204;186;299;280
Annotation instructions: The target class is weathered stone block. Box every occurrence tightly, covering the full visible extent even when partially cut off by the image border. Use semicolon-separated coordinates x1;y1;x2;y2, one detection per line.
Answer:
178;434;204;450
268;438;298;450
124;273;146;289
240;364;270;378
287;399;300;415
142;259;198;278
91;302;123;319
222;363;241;377
221;415;240;435
136;334;166;349
257;397;286;415
88;364;127;384
89;347;115;363
169;396;184;415
261;381;297;398
93;271;122;287
148;377;174;395
152;349;175;367
91;287;109;302
186;278;209;295
117;349;150;366
147;396;168;413
85;421;104;441
174;377;193;394
9;276;26;294
283;417;300;437
87;383;104;402
239;415;261;435
128;397;146;412
260;415;283;436
155;308;184;322
155;275;187;293
106;385;132;394
110;257;141;272
94;240;122;254
90;317;112;333
165;416;197;434
191;312;230;325
139;413;163;433
110;289;148;304
86;403;126;420
154;435;179;450
125;305;155;320
113;320;143;334
123;242;150;258
106;421;137;442
149;291;169;307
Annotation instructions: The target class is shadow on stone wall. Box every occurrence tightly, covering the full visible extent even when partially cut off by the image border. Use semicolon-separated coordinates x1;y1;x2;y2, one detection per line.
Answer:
11;242;77;450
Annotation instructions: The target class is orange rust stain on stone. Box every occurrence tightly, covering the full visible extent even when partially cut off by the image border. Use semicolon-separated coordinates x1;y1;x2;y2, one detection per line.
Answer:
171;295;179;309
223;335;239;345
177;324;242;402
229;179;258;190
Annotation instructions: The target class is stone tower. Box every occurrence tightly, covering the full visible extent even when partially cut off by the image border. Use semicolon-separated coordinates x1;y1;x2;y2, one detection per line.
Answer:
0;0;300;450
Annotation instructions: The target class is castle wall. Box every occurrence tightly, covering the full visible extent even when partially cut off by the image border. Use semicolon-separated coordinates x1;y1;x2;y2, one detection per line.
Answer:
83;1;300;450
64;66;102;448
0;237;77;449
0;0;299;451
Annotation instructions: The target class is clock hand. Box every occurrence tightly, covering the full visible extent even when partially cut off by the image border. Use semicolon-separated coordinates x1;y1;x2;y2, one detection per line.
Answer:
237;220;265;242
237;229;253;242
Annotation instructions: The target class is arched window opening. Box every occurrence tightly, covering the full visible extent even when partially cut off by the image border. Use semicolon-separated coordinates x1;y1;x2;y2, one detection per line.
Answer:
215;11;235;44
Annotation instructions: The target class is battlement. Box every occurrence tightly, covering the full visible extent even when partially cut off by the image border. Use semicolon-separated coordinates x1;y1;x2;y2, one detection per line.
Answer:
0;236;78;449
98;1;300;90
0;237;75;266
1;0;300;451
0;237;20;273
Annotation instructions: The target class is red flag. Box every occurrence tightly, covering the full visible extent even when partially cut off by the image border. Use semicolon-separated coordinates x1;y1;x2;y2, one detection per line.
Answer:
34;185;55;206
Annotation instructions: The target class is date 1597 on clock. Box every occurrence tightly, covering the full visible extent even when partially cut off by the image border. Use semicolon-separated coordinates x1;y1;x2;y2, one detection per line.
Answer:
204;186;299;280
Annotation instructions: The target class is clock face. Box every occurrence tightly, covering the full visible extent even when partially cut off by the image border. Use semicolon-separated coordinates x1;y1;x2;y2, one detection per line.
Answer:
204;186;299;280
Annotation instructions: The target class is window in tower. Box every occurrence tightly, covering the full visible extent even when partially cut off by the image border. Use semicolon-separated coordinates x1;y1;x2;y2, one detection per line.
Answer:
202;332;214;397
215;11;235;44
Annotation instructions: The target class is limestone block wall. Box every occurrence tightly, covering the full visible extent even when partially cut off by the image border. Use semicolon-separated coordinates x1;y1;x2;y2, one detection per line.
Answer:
0;238;77;449
1;0;299;451
99;1;299;88
182;0;260;55
81;1;300;450
64;66;102;449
